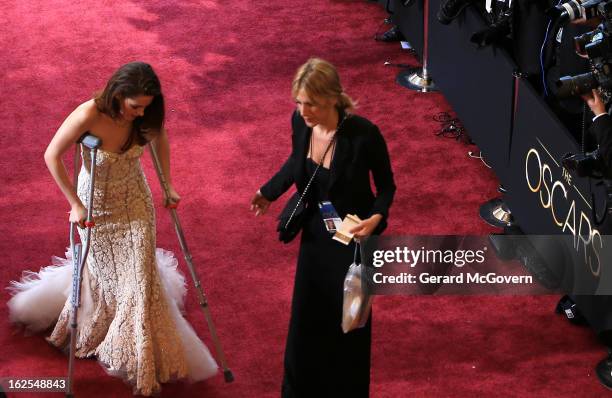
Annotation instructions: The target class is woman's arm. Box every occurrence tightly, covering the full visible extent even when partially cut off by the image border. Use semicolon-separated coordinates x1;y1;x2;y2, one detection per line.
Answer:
259;153;296;201
367;124;396;219
251;154;295;216
151;128;181;207
44;102;96;225
350;124;396;238
251;111;307;216
251;111;300;217
258;112;300;202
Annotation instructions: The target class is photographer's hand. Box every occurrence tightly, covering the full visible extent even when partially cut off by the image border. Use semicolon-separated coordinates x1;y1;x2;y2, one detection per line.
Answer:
582;89;607;116
570;17;601;28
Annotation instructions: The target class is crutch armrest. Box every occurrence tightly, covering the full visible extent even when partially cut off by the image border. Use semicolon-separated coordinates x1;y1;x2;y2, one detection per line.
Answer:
78;133;102;150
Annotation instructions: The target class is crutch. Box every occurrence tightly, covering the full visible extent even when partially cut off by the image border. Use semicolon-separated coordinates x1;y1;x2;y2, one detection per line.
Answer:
66;133;102;398
148;143;234;383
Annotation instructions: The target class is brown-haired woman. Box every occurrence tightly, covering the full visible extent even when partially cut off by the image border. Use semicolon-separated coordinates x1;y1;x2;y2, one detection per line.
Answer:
8;62;217;395
251;58;396;397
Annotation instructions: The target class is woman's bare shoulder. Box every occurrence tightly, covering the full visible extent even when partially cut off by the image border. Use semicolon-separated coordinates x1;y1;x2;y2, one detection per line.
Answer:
66;99;108;134
56;99;101;135
74;99;102;123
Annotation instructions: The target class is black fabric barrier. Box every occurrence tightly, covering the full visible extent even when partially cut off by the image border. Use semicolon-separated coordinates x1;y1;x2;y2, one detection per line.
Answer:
427;0;515;186
389;1;609;234
503;78;610;292
505;78;592;234
387;0;612;329
391;0;423;59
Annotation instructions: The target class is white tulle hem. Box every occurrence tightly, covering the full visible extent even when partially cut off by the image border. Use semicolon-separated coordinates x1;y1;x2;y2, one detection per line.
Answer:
7;248;218;383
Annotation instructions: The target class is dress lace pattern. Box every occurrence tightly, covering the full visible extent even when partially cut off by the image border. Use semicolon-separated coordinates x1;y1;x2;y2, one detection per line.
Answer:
8;145;217;396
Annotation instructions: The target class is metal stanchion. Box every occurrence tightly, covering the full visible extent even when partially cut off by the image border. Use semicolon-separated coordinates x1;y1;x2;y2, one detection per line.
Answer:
397;0;438;92
478;72;521;228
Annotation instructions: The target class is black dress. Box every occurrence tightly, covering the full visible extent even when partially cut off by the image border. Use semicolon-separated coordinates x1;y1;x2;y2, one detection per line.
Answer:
281;158;371;398
260;110;395;397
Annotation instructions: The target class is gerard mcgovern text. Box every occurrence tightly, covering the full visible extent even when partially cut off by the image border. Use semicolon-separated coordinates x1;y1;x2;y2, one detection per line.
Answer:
370;246;533;285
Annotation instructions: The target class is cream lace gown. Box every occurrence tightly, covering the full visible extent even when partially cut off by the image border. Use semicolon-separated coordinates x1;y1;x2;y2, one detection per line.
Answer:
7;144;218;395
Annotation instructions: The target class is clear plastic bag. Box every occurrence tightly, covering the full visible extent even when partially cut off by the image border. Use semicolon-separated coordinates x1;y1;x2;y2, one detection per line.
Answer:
341;242;373;333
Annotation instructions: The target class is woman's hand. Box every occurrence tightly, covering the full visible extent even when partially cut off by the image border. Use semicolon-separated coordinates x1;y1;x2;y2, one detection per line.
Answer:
164;185;181;208
69;202;87;228
582;89;607;116
349;214;383;239
250;190;271;216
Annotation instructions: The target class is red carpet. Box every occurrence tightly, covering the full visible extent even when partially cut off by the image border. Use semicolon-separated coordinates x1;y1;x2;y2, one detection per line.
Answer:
0;0;606;397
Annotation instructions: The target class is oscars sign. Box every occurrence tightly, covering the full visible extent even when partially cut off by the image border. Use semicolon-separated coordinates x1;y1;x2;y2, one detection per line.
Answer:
524;142;602;277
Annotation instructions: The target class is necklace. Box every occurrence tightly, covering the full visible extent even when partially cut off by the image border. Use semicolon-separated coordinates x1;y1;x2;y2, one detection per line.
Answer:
313;124;336;139
309;132;336;165
307;115;347;165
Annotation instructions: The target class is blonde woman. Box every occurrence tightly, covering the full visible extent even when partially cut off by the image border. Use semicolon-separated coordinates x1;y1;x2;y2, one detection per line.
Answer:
251;58;396;397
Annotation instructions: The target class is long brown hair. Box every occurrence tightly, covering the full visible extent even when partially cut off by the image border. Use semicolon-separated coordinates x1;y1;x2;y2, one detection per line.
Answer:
94;62;164;151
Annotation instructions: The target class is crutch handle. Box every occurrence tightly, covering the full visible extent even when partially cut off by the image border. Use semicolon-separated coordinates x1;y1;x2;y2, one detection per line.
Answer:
166;203;178;209
84;220;95;228
78;133;102;149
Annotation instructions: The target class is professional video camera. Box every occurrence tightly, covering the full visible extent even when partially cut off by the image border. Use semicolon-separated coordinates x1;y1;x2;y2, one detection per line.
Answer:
470;9;513;47
562;149;605;178
555;0;612;98
548;0;601;23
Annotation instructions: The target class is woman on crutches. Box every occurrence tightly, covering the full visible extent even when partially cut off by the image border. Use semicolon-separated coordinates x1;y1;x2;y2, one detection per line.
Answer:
7;62;218;396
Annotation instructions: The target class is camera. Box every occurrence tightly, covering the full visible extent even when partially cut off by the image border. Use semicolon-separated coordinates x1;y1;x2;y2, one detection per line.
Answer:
562;149;604;178
548;0;599;23
556;0;612;98
470;10;513;47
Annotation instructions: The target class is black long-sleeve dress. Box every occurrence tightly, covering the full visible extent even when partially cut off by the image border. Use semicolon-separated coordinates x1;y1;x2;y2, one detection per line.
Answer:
260;109;396;397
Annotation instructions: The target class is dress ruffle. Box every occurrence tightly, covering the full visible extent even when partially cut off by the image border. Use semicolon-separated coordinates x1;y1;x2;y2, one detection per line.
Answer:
7;248;218;385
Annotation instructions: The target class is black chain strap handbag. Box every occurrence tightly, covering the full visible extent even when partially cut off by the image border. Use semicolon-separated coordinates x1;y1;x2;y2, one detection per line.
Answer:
277;190;309;243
